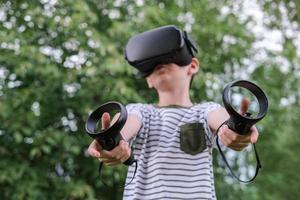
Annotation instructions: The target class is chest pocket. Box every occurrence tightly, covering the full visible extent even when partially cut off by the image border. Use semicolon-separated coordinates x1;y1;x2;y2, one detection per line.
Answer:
179;122;206;155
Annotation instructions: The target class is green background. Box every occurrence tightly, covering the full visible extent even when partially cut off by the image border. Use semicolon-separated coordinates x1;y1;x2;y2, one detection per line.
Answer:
1;0;299;199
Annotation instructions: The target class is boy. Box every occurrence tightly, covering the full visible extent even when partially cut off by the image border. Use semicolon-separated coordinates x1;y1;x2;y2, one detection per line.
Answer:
88;26;258;199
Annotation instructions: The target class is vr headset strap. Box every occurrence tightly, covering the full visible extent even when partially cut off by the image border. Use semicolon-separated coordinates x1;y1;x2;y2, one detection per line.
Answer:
183;31;198;57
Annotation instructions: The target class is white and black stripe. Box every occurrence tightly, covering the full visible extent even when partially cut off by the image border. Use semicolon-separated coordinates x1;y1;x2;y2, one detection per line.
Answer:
124;103;220;200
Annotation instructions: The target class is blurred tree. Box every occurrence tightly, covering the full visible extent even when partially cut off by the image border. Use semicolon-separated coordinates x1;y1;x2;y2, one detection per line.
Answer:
0;0;299;199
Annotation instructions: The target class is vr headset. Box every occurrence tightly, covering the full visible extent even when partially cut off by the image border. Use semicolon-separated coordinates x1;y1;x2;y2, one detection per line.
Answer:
125;25;198;77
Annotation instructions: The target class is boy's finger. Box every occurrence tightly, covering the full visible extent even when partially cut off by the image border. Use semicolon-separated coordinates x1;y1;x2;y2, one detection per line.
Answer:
222;125;251;142
105;160;122;166
99;149;114;159
100;157;118;163
88;140;102;157
250;127;259;143
239;98;250;115
101;112;111;130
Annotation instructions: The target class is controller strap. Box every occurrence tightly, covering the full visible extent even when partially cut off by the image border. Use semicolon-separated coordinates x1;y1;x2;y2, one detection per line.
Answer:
98;159;138;187
215;121;262;183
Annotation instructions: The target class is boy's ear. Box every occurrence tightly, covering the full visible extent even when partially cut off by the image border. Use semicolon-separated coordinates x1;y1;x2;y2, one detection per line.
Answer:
188;58;199;75
146;77;153;88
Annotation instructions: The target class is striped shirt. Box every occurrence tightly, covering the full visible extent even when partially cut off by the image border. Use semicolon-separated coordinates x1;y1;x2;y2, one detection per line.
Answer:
124;102;221;200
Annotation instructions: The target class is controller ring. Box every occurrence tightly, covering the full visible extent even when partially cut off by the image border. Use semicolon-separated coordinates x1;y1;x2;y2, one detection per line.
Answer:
222;80;268;134
85;101;127;150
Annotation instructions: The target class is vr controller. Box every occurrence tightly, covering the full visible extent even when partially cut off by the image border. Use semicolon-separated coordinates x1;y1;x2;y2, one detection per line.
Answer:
85;102;135;166
125;25;198;77
223;80;268;134
217;80;268;183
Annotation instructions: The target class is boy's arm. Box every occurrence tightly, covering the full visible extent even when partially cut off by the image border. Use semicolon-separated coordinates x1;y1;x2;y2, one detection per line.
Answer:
119;113;142;141
207;107;229;134
87;113;142;165
207;99;259;151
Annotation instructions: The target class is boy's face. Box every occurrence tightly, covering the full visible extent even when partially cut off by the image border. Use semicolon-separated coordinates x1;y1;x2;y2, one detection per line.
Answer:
145;58;199;91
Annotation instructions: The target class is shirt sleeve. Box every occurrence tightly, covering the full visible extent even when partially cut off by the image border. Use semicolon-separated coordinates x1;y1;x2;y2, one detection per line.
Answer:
126;103;143;122
125;103;144;145
202;102;222;148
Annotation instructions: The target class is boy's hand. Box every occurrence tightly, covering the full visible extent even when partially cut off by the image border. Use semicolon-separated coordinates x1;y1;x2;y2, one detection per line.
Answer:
218;99;259;151
87;112;132;166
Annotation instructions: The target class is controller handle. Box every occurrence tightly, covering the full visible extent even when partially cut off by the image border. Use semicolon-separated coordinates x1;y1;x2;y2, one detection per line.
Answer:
216;80;268;183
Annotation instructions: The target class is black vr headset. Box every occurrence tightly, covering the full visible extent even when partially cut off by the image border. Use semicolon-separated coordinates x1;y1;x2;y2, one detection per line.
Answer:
125;25;198;77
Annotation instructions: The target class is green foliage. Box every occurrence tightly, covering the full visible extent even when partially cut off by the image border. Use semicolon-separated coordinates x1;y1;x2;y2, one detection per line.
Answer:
0;0;299;199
